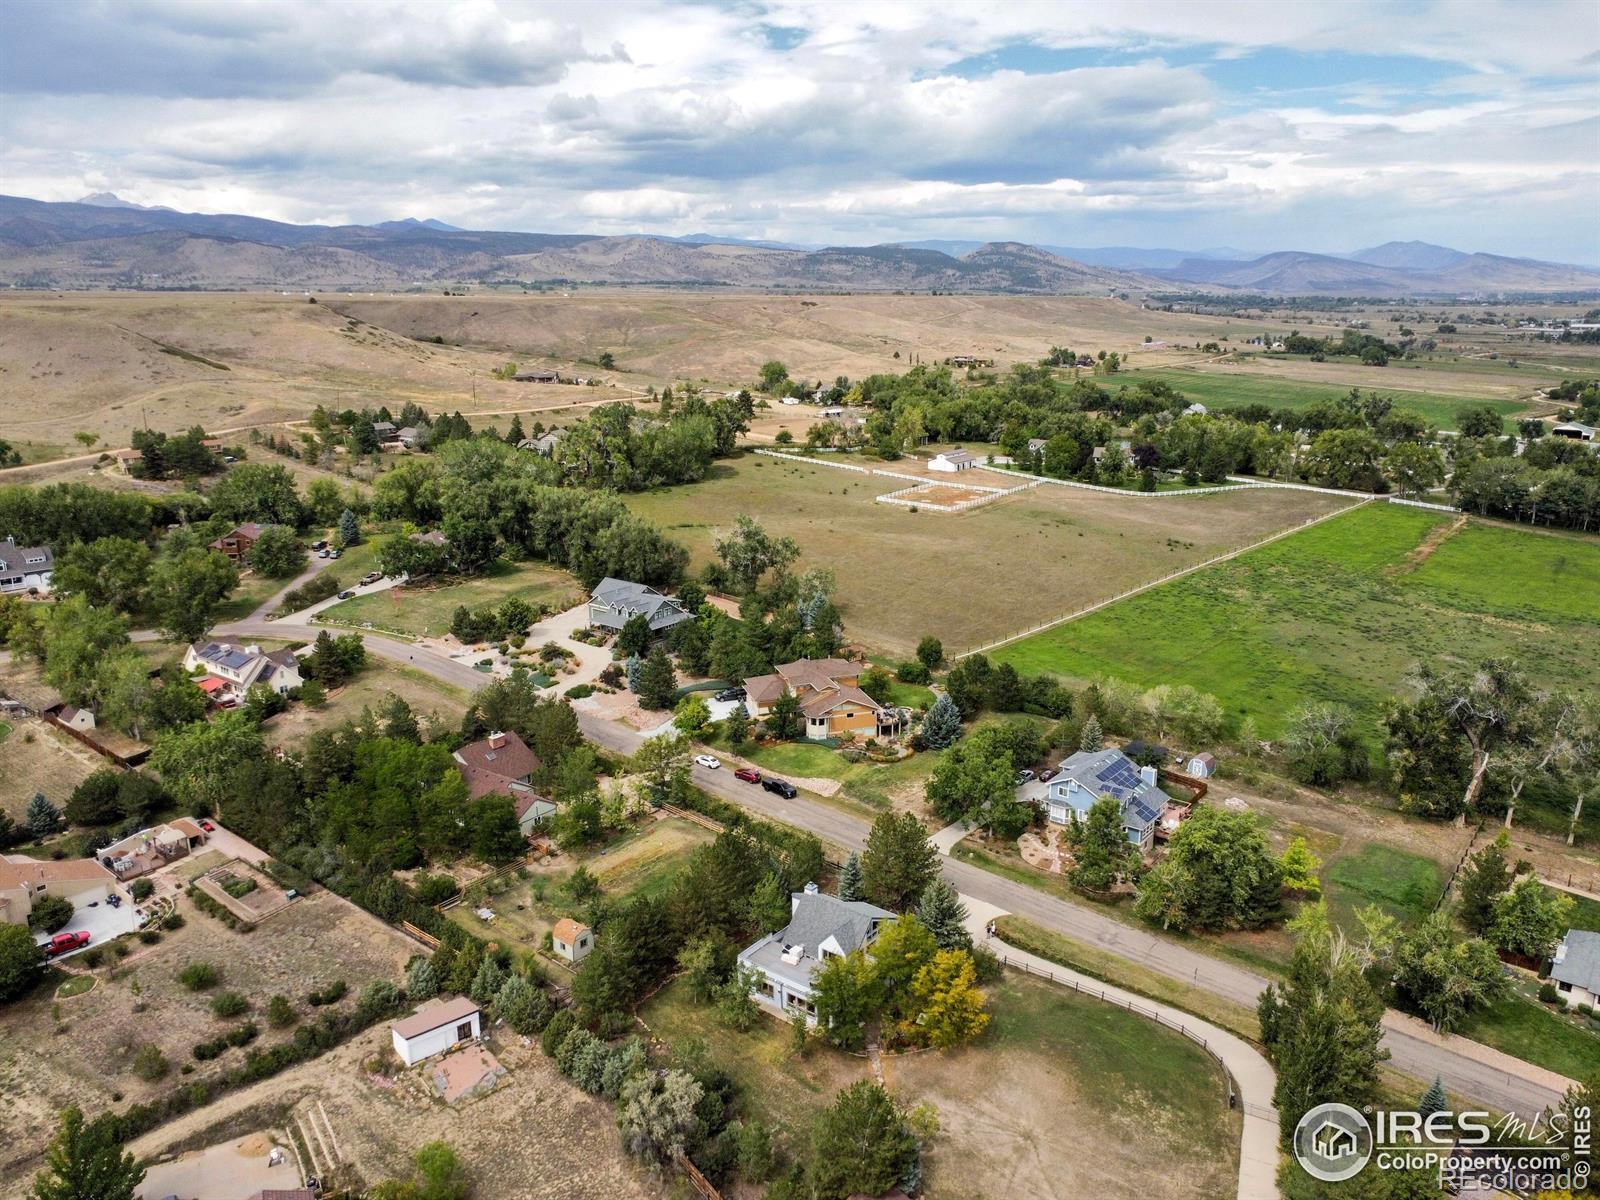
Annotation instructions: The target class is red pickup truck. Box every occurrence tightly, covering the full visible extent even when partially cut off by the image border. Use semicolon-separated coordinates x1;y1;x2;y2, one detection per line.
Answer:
44;931;90;957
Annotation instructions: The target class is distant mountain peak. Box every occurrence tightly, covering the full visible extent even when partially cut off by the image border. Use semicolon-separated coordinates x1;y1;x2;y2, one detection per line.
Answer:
1345;240;1469;271
77;191;173;212
373;217;464;232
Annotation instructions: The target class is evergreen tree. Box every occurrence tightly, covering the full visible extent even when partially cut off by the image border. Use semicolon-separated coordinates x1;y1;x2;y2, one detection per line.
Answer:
838;852;865;902
724;704;750;747
749;873;790;933
765;690;801;741
618;613;652;657
31;1105;144;1200
625;654;642;693
336;507;361;547
404;957;439;1000
636;646;678;711
861;811;940;911
470;955;507;1005
380;694;421;743
920;693;962;750
915;636;944;670
915;879;971;950
26;793;61;839
1078;714;1103;754
506;413;526;445
1418;1077;1448;1119
1457;832;1512;935
1068;796;1134;894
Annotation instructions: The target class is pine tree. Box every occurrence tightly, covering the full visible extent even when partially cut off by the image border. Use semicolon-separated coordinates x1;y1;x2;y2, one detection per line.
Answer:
625;654;642;693
336;507;361;547
749;873;791;933
915;879;971;950
1457;833;1512;935
838;852;864;902
26;793;61;839
920;693;963;750
724;704;750;747
636;646;678;711
1418;1077;1448;1119
470;955;507;1005
1079;714;1103;754
506;413;526;445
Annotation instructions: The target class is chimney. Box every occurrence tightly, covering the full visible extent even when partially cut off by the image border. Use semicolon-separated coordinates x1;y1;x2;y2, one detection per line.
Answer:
245;644;261;656
1139;765;1158;787
487;731;506;750
803;881;819;895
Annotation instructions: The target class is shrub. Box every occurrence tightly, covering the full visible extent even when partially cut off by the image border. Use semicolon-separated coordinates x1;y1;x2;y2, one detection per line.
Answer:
138;929;161;945
29;895;74;934
221;876;258;900
267;995;297;1028
192;1037;227;1061
412;872;459;907
565;684;596;700
225;1021;259;1048
306;979;347;1006
1539;981;1561;1004
80;947;104;968
210;991;250;1018
177;962;220;991
130;879;154;902
896;660;931;685
132;1043;169;1082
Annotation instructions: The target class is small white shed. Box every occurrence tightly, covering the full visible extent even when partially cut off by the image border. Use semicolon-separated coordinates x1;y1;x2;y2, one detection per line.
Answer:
929;448;975;473
552;918;594;965
391;997;482;1067
1187;752;1217;779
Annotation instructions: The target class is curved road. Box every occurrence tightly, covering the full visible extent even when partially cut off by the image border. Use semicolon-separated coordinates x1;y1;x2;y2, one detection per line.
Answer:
216;592;1572;1123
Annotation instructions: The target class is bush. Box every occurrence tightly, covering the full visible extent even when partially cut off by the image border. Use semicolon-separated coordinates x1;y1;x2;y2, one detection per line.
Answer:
1539;981;1561;1004
221;875;258;900
267;995;297;1028
225;1021;259;1048
307;979;348;1006
565;684;596;700
132;1043;169;1082
412;872;459;907
130;879;154;902
29;895;74;934
177;962;221;991
896;660;931;685
138;929;161;945
210;991;250;1019
192;1036;228;1061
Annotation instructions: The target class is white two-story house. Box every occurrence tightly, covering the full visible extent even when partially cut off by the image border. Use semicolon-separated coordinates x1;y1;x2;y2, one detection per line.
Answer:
737;885;893;1024
182;640;303;704
0;538;53;595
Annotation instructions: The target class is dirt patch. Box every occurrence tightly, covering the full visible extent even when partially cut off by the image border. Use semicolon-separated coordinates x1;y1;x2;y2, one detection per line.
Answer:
0;716;104;819
1390;514;1468;576
1018;827;1069;874
890;482;1002;507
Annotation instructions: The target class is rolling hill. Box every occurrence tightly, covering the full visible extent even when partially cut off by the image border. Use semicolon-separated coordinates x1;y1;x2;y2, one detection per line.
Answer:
1156;247;1600;296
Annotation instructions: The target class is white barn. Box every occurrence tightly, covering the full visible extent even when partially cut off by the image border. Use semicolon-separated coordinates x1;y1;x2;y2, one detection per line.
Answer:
391;997;482;1067
928;448;976;473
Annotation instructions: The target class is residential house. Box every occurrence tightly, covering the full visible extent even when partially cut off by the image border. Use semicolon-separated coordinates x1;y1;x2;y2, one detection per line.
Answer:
1186;752;1217;778
928;448;976;472
587;577;693;635
372;420;399;443
55;705;96;733
0;538;53;594
410;529;449;548
182;640;303;703
113;448;143;473
394;425;421;448
453;731;551;834
743;657;896;740
1026;437;1047;456
1550;930;1600;1007
737;885;893;1024
207;523;266;565
1039;748;1165;852
513;369;561;384
0;855;124;926
517;429;565;455
551;917;594;965
98;820;208;881
391;997;482;1067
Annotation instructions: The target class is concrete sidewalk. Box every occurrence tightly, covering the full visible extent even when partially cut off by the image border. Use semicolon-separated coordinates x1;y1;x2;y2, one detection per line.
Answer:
929;820;971;854
959;896;1282;1200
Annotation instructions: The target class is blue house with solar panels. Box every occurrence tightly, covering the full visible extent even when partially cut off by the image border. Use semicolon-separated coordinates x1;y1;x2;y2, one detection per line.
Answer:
1042;748;1165;852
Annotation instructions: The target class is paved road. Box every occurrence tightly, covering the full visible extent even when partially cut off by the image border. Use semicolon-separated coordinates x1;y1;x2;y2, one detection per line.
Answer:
206;621;1572;1119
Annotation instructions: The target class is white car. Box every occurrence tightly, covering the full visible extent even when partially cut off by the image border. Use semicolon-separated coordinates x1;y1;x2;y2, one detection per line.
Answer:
694;754;722;770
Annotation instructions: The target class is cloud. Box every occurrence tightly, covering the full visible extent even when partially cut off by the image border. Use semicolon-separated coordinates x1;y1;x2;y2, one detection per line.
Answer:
0;0;1595;260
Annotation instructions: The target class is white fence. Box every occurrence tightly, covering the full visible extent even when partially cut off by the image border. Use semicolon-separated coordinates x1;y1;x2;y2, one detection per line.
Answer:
752;449;870;474
874;478;1039;513
974;462;1268;498
1387;496;1461;513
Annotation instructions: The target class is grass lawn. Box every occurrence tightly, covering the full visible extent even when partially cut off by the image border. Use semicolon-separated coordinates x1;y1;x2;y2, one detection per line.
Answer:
1324;844;1445;930
991;505;1600;741
318;558;583;639
1117;367;1524;431
705;732;943;812
212;569;289;622
640;969;1239;1200
54;975;95;999
260;652;468;750
1458;989;1600;1081
1552;886;1600;933
0;721;11;742
623;454;1353;656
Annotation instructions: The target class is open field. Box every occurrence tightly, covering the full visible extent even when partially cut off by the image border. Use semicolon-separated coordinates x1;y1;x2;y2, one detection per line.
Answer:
642;968;1239;1200
317;559;584;640
991;504;1600;739
0;886;417;1188
260;654;468;750
1116;364;1531;431
0;716;105;820
624;453;1355;656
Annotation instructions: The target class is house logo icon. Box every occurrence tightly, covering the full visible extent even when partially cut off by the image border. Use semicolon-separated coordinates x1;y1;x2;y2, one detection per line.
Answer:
1293;1102;1373;1182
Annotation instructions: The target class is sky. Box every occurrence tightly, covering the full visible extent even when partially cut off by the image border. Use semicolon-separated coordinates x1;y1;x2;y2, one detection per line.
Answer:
2;0;1598;261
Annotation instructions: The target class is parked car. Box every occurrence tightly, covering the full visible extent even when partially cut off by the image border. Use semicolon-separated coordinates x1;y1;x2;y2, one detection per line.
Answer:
337;590;356;600
44;931;90;957
329;549;342;559
361;572;382;585
311;540;328;550
1039;767;1057;782
715;687;746;702
693;754;722;770
317;549;331;559
199;819;215;832
762;778;798;798
1017;769;1036;784
734;767;761;783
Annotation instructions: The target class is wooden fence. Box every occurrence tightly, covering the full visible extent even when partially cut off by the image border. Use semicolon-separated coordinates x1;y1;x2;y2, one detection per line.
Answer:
675;1152;723;1200
398;921;440;949
659;802;725;834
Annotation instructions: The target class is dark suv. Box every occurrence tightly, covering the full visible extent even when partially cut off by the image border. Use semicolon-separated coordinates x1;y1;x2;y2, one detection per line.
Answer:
761;778;798;798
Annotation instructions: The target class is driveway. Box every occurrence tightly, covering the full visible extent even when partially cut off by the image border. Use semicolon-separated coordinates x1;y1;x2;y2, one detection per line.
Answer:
525;602;613;686
137;1133;297;1200
38;892;139;957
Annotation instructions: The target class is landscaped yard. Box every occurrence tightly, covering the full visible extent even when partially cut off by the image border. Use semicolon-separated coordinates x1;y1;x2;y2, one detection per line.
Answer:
317;558;584;639
641;968;1239;1200
1116;366;1527;432
1457;983;1600;1081
623;454;1355;656
1324;844;1445;931
703;732;942;811
991;505;1600;743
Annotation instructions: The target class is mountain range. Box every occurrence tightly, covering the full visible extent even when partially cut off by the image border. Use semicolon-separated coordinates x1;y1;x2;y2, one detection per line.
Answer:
1;194;1595;297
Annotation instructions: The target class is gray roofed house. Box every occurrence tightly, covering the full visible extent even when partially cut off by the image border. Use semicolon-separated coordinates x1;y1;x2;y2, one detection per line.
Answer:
737;887;894;1023
587;577;692;634
1041;747;1165;851
517;429;565;455
1026;437;1047;455
0;537;53;594
180;639;303;703
1551;421;1596;442
372;420;398;440
1550;929;1600;1007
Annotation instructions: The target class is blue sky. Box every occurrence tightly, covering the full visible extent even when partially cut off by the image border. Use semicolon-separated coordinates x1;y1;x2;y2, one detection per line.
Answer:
1;0;1597;262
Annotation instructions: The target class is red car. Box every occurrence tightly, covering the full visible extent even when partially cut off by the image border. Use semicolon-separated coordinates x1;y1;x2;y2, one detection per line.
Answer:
734;767;762;784
199;819;215;832
44;931;90;957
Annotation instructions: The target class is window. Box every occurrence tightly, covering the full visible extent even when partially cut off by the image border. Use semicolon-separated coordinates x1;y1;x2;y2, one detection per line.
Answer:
456;1021;474;1040
1558;981;1573;993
